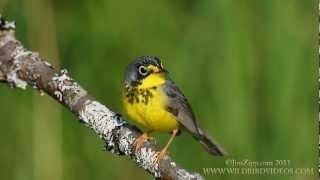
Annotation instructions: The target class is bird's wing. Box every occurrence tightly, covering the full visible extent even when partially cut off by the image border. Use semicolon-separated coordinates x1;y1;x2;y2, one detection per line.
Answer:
161;80;200;135
161;80;226;156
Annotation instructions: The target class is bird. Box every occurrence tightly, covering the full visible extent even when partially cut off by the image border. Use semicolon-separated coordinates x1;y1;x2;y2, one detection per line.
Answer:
122;56;226;162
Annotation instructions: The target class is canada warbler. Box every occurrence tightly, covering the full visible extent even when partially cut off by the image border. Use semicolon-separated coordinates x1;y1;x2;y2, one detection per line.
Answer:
122;56;226;161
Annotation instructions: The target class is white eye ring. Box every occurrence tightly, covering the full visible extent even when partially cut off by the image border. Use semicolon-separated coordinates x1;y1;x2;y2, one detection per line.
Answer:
138;66;148;76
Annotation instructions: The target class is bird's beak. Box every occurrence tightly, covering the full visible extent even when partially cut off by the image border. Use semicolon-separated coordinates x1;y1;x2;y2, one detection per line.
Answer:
148;65;168;74
154;68;168;74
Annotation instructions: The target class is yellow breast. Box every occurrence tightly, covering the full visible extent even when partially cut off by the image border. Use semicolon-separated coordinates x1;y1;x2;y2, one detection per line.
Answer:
122;74;179;132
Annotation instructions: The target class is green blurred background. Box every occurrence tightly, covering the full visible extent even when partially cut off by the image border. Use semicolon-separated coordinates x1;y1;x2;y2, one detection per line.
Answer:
0;0;316;180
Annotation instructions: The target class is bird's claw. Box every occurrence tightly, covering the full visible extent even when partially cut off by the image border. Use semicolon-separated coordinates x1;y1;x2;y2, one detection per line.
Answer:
133;133;153;153
153;149;168;163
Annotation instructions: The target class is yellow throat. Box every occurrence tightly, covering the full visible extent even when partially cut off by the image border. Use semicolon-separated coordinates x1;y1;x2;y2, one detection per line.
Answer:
123;72;179;132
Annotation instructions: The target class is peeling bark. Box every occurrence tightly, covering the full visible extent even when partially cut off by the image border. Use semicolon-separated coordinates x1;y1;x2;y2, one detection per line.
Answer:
0;16;204;180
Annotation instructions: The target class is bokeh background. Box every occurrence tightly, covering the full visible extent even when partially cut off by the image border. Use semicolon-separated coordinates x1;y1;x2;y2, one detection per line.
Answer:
0;0;316;180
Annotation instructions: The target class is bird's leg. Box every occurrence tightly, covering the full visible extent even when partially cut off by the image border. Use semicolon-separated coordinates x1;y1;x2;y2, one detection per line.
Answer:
133;131;153;153
155;129;179;163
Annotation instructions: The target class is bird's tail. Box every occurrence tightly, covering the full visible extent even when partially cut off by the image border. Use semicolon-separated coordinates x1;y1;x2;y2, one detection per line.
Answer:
195;128;226;156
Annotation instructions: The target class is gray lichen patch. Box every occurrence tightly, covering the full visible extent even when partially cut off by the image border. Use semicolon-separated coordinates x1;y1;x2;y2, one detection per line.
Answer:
6;69;27;89
54;91;63;101
0;15;15;36
170;161;176;167
0;33;15;48
52;69;74;92
52;69;86;107
44;61;53;69
12;46;32;60
136;147;161;177
79;100;126;151
118;130;135;156
6;46;33;89
0;15;15;29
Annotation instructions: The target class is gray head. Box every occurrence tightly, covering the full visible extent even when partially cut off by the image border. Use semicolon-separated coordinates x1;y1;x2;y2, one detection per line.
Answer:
124;56;167;86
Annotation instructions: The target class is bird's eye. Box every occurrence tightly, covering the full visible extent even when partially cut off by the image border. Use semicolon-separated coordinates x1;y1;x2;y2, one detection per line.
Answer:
138;66;148;76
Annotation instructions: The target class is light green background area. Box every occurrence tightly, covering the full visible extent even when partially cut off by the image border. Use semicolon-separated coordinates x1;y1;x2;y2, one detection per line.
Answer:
0;0;316;180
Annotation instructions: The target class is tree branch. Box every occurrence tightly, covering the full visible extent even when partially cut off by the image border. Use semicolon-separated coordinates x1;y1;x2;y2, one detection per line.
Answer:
0;16;204;180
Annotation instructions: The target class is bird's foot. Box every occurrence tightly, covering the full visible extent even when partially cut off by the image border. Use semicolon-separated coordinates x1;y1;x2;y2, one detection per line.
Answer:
133;133;153;153
154;149;169;163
